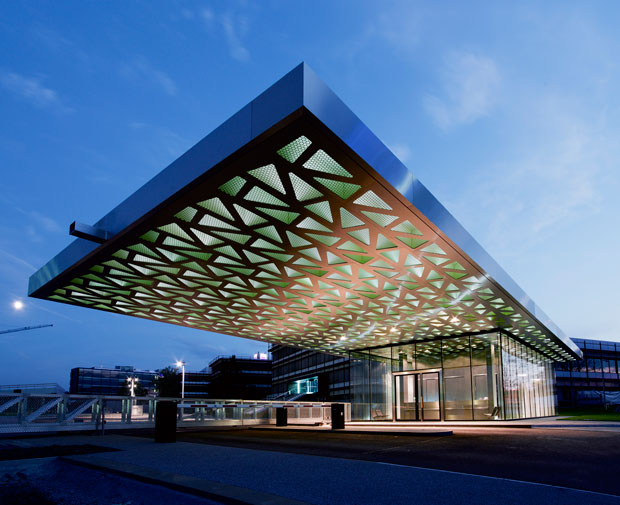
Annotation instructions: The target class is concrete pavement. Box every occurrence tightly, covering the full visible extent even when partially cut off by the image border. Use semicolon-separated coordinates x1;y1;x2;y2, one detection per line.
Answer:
20;434;619;505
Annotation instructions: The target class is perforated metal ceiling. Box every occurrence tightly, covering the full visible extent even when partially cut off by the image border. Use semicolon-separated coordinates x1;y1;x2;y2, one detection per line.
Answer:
32;117;576;361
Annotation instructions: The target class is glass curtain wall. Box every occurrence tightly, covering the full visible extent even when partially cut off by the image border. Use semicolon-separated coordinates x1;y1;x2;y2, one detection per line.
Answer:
349;331;555;421
501;335;556;419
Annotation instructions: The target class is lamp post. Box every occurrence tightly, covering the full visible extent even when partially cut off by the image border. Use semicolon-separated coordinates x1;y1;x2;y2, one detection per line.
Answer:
176;361;186;399
127;376;138;397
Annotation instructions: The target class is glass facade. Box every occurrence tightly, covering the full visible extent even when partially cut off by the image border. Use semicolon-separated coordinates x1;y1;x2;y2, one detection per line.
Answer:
349;331;556;421
555;338;620;408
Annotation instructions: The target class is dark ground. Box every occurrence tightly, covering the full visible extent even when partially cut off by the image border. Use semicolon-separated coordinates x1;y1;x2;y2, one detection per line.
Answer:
0;443;117;461
175;427;620;496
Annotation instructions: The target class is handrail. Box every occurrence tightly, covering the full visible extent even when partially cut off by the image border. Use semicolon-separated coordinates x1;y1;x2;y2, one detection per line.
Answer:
0;393;351;436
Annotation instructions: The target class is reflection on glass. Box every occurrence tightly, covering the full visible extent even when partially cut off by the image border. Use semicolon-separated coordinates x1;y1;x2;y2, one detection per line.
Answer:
421;372;440;420
443;367;472;420
369;351;393;421
471;333;502;420
394;344;415;371
349;331;555;422
395;374;418;420
501;334;556;420
416;341;441;369
442;337;470;368
350;351;370;420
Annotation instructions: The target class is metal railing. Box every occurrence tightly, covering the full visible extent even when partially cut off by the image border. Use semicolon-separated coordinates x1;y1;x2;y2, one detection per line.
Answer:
0;393;351;435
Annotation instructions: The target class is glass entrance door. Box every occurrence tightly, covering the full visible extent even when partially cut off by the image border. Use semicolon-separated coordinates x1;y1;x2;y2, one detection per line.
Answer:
395;374;418;420
395;371;441;421
420;372;440;420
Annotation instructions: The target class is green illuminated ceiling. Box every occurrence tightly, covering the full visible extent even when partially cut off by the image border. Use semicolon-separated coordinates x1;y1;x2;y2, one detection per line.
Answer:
43;131;573;361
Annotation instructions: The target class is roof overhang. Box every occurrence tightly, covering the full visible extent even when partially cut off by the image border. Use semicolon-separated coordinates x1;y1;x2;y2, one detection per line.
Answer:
28;63;582;361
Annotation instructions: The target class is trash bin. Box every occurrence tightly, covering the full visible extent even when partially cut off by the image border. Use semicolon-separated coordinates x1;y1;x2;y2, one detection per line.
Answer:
276;407;288;426
331;403;345;430
155;401;177;442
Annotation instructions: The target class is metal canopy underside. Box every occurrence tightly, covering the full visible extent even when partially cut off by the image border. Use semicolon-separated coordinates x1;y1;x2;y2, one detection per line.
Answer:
29;64;581;361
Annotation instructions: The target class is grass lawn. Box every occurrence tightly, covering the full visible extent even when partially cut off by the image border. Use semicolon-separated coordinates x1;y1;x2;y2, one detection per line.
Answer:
557;409;620;421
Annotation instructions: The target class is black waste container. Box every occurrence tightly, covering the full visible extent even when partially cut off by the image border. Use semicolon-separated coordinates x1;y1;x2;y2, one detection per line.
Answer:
276;407;288;426
331;403;345;430
155;401;177;442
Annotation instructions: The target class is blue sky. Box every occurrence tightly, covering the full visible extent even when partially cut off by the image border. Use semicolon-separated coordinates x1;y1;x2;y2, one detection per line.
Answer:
1;1;619;388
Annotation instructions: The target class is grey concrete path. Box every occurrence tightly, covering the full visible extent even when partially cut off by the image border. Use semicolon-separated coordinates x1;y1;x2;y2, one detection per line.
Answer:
249;425;453;436
349;417;620;430
28;434;620;505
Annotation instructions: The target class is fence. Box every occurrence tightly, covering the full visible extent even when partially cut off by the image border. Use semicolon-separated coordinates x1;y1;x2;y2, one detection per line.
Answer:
0;393;351;435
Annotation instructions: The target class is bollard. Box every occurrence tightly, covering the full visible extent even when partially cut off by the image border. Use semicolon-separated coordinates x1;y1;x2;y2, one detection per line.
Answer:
155;401;177;442
331;403;345;430
276;407;288;426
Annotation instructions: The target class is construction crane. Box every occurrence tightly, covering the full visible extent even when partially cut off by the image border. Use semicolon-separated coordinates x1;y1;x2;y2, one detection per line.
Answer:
0;324;53;335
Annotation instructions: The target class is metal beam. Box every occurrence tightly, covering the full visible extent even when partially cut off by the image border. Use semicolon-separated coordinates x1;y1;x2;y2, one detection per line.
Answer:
69;221;111;244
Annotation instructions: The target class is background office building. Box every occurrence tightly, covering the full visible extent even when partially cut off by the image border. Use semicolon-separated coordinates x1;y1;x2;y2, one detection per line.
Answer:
208;354;272;400
181;369;211;398
555;338;620;408
70;365;157;395
270;344;348;401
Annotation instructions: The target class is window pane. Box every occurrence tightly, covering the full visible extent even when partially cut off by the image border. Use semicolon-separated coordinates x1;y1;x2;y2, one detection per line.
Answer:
443;367;473;420
416;341;441;369
442;337;470;368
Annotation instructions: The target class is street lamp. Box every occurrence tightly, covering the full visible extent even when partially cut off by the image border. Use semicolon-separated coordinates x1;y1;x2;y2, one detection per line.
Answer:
175;360;186;399
127;376;138;397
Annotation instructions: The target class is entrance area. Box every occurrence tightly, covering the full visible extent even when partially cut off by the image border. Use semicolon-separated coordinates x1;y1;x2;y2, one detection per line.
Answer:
394;371;441;421
350;331;557;421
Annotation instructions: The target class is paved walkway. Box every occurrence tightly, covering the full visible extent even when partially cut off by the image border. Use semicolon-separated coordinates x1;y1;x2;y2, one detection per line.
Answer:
12;434;620;505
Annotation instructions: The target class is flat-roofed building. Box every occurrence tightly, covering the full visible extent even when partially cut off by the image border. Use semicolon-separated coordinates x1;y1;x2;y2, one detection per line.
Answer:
555;338;620;408
30;64;581;421
69;365;156;395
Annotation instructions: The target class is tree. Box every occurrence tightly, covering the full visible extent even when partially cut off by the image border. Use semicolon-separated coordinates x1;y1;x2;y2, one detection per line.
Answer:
154;366;181;397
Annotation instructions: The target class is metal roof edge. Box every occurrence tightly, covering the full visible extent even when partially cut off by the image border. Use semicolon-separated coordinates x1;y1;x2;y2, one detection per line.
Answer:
299;64;581;358
29;63;308;295
27;63;581;359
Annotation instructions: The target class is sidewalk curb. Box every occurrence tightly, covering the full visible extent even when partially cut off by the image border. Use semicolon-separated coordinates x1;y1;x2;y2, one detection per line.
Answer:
247;426;453;436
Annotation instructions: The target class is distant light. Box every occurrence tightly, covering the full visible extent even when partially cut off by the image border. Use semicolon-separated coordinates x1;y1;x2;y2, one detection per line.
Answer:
12;300;24;310
339;336;347;341
390;327;397;333
450;317;459;323
253;352;268;360
175;361;184;368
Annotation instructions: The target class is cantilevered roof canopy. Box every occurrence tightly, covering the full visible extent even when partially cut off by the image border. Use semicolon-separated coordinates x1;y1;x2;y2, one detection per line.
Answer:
28;64;581;361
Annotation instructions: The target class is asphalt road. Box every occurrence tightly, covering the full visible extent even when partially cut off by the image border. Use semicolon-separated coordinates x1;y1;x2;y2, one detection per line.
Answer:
176;427;620;496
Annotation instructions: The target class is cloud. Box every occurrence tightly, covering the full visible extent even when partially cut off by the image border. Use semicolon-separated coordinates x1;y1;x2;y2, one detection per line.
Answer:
450;92;609;257
201;8;250;62
373;8;423;52
119;58;177;96
0;71;72;112
424;52;500;130
0;248;37;272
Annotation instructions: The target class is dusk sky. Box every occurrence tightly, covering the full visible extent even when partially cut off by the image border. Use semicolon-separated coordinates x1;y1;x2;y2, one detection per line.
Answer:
1;1;619;388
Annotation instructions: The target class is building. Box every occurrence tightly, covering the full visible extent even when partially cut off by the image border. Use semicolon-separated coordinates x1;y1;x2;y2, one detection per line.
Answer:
0;383;65;395
555;338;620;408
270;344;348;401
208;355;272;400
30;64;582;421
181;370;211;398
69;366;157;395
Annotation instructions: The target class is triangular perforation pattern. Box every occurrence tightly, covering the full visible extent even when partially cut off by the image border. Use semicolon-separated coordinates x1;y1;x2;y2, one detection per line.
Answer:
41;129;572;361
